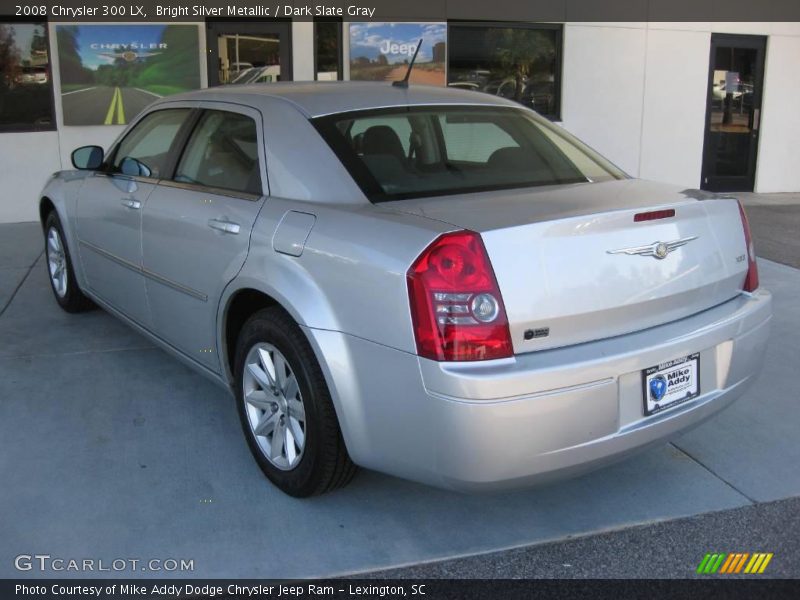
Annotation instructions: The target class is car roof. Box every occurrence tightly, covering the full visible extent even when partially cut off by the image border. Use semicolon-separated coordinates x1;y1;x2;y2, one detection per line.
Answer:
162;81;522;118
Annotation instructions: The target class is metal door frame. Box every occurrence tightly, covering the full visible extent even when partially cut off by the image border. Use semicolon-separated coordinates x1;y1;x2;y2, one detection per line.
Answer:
701;34;767;192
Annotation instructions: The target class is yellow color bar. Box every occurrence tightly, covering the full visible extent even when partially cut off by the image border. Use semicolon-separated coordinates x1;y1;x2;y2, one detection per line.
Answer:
745;553;766;573
758;554;773;573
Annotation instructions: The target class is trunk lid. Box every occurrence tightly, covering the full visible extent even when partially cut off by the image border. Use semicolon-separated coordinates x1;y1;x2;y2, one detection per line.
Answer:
388;179;748;353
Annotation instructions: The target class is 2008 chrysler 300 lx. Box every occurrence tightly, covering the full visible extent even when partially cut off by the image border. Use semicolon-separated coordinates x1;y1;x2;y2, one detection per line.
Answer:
38;82;772;496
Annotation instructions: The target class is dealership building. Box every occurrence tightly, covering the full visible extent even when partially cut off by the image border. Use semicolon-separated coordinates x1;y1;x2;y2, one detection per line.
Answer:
1;12;799;224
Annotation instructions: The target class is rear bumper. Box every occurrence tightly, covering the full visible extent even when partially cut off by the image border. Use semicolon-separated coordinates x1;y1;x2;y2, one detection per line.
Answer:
305;289;772;491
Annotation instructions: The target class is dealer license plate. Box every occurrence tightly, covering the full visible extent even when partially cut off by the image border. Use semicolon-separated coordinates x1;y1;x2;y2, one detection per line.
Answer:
642;353;700;416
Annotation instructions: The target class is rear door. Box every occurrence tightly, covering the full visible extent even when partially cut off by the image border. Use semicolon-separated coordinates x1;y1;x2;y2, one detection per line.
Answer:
76;108;192;326
141;105;266;372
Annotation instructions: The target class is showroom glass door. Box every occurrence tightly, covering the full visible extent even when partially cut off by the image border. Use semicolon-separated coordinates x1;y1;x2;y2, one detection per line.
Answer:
206;21;292;86
701;34;766;192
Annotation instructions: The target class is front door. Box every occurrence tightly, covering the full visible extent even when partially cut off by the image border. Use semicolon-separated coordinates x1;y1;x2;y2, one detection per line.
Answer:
141;106;266;373
206;20;292;86
701;34;766;192
75;108;192;326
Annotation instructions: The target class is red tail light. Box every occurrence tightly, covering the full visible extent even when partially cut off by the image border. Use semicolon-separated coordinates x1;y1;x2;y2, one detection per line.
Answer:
407;231;513;361
737;200;759;292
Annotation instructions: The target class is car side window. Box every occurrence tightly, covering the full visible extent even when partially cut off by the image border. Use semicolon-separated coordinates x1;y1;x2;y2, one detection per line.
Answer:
112;109;190;178
174;110;262;196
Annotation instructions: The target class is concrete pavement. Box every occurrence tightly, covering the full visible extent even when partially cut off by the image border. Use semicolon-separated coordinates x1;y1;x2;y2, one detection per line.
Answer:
739;192;800;269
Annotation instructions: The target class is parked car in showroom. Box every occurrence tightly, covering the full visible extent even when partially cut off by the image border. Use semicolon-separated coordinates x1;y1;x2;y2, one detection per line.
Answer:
38;82;771;496
17;65;49;85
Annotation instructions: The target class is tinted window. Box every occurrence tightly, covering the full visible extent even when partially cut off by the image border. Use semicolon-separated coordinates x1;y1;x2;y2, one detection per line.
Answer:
175;110;262;195
112;109;189;178
314;106;625;202
0;22;54;132
448;24;562;120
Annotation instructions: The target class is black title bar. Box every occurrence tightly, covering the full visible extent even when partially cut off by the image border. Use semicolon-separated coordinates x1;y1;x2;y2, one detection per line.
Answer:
3;0;800;22
5;579;800;600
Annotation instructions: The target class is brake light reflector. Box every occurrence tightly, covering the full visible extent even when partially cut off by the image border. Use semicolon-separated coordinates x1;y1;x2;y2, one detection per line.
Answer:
634;209;675;222
407;231;513;361
737;200;759;292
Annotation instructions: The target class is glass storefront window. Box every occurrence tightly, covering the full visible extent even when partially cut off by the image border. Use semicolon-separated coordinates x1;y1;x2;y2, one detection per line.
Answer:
448;23;562;120
217;33;282;85
315;20;341;81
206;21;291;88
0;21;54;132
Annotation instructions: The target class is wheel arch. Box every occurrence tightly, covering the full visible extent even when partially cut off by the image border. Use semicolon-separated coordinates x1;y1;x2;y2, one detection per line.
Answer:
218;282;362;468
219;282;331;379
38;189;87;290
39;196;57;228
220;287;282;384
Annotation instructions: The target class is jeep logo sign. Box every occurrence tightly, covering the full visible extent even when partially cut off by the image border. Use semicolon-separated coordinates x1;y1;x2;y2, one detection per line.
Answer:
379;40;419;57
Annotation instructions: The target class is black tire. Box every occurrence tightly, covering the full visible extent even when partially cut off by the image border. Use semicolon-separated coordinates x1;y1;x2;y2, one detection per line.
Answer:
234;306;357;497
43;211;95;313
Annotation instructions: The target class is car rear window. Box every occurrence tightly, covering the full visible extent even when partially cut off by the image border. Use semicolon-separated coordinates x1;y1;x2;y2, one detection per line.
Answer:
312;105;625;202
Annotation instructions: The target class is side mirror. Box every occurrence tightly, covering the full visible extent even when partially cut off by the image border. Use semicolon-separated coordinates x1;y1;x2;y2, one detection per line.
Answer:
71;146;104;170
119;156;152;178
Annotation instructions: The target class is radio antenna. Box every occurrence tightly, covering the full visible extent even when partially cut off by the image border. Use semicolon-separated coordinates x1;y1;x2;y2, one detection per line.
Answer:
392;39;423;88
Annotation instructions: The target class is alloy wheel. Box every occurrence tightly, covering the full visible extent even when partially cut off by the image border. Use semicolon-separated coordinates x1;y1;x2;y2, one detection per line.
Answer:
242;343;307;470
46;227;68;298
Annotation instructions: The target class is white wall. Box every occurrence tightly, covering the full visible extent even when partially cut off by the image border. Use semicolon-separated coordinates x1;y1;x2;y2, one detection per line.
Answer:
755;33;800;192
0;132;62;223
560;22;800;193
638;27;710;187
292;21;315;81
561;24;647;176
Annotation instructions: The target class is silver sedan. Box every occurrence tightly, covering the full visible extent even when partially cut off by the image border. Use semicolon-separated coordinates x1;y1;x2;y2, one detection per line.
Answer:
38;82;771;496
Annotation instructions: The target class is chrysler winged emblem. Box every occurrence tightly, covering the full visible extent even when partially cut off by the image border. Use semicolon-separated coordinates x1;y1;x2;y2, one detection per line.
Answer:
607;236;698;260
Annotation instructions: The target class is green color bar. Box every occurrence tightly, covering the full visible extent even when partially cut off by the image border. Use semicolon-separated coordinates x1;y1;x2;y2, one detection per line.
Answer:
705;554;719;573
710;553;727;573
697;554;712;574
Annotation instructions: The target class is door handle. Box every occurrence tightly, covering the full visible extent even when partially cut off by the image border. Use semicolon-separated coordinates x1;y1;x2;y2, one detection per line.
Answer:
121;199;141;210
208;218;240;235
